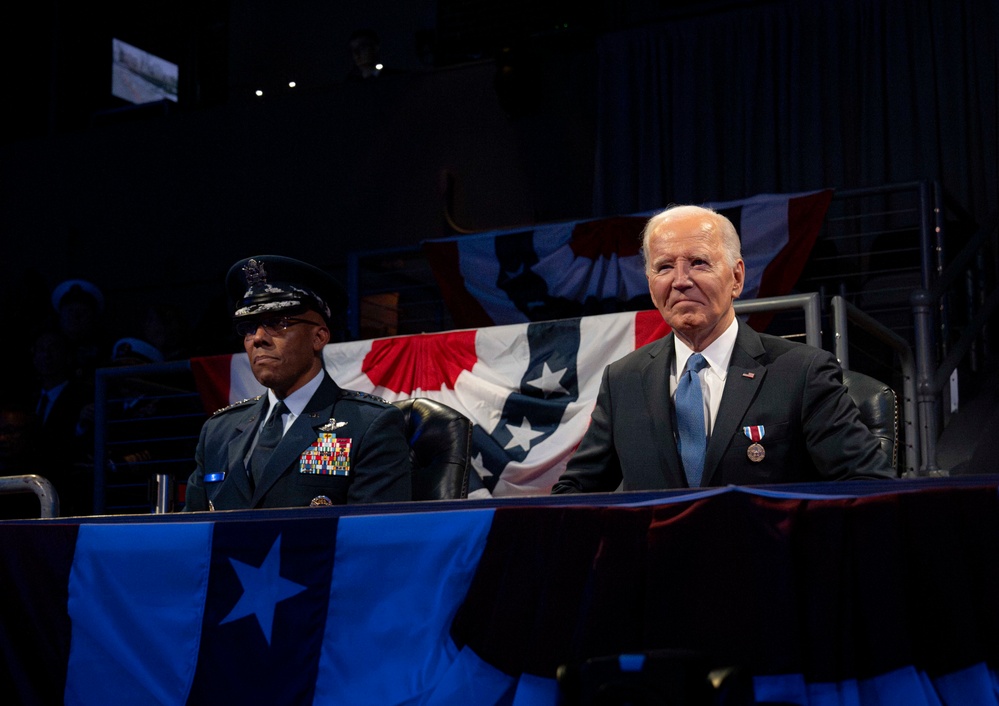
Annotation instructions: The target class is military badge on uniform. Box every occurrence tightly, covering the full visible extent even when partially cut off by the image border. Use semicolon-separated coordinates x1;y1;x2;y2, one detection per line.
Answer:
318;418;348;432
300;432;351;475
744;425;766;462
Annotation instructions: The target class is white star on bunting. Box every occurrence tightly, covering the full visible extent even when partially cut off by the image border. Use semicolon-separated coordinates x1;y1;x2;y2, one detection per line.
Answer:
504;417;545;452
219;534;307;644
525;361;569;397
471;452;493;479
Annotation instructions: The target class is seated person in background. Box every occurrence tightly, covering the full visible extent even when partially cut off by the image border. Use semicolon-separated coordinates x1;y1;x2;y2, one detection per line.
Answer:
51;278;112;379
552;205;895;494
184;255;412;511
30;326;93;516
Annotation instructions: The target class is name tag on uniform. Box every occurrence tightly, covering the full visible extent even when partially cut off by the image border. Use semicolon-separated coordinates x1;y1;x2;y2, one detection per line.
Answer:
300;433;352;476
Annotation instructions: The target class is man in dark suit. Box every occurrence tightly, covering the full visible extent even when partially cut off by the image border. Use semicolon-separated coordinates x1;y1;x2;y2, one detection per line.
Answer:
552;205;894;494
183;255;412;511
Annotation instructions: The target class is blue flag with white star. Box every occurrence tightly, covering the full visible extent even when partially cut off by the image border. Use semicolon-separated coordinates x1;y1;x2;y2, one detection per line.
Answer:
49;510;556;706
4;487;999;705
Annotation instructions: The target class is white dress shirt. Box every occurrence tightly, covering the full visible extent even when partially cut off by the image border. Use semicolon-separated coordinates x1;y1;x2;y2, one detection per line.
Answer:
670;317;739;438
245;369;325;460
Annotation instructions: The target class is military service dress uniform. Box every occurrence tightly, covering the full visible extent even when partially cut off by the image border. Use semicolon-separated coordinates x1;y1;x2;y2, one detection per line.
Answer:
184;373;411;510
183;254;412;510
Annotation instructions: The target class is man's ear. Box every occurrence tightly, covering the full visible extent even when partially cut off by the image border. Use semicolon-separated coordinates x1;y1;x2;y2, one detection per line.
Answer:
732;259;745;298
314;323;331;351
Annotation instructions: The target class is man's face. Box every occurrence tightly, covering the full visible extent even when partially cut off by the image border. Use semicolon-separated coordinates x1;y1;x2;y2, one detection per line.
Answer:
645;213;745;350
59;299;98;340
242;310;330;398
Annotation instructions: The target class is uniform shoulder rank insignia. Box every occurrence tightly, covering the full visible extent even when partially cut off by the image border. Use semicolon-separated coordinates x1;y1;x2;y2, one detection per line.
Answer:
346;390;388;404
211;395;262;417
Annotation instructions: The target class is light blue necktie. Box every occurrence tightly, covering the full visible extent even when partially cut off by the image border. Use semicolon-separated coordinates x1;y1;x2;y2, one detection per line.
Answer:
676;353;709;488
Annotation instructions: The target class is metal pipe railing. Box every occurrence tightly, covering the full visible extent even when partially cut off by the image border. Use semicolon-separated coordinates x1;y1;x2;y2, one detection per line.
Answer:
830;295;919;477
0;475;60;518
93;360;194;515
908;213;998;476
733;292;822;348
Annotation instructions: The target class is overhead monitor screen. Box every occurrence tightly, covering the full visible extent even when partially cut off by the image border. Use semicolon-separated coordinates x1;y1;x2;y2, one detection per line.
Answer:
112;38;178;105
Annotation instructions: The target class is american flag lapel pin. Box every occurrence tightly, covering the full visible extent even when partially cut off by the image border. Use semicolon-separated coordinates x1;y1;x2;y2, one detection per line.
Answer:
742;372;755;379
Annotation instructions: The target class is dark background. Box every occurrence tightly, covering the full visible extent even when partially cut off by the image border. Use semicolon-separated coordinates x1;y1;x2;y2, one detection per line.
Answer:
0;0;995;355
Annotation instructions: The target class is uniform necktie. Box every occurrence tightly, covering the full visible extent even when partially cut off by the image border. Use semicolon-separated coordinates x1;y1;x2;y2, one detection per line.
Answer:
676;353;709;488
250;400;288;486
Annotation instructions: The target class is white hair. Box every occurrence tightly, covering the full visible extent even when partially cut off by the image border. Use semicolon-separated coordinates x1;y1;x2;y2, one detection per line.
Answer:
640;204;742;272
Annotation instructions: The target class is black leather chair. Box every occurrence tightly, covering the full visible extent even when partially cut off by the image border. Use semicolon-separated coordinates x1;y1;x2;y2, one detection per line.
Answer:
842;369;899;473
392;398;473;500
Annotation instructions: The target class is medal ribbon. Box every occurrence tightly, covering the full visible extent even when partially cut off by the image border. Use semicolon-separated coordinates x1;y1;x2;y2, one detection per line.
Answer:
743;425;766;443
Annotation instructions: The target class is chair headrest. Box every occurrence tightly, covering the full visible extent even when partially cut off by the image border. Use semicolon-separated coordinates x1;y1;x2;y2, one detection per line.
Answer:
842;369;898;471
392;398;472;500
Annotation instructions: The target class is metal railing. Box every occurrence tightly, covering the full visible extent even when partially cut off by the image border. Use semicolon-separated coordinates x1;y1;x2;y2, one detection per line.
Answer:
93;361;206;515
734;293;822;348
830;296;918;476
909;213;999;475
0;475;60;518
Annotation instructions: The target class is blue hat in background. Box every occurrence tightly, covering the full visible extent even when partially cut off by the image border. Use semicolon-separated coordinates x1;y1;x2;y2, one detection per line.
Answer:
112;337;164;365
52;279;105;313
226;255;347;323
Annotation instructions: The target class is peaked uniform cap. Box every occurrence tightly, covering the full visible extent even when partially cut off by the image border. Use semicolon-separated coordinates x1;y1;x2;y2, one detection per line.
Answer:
226;255;347;322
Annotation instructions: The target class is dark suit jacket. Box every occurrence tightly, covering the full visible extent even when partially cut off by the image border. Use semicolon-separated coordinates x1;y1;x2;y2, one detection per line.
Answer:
36;380;94;516
552;321;894;493
183;373;412;510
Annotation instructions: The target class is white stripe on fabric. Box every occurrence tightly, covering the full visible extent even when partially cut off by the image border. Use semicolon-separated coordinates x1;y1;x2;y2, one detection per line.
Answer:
229;353;264;404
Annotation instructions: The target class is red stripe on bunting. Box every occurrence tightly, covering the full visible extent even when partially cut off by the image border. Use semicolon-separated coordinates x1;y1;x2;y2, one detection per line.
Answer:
747;189;834;331
190;353;233;414
362;330;478;395
635;309;671;348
